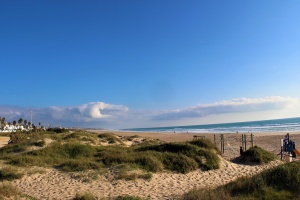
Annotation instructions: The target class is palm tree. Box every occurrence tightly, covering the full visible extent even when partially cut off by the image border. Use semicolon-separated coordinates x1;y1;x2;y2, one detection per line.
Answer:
18;118;23;125
1;118;6;128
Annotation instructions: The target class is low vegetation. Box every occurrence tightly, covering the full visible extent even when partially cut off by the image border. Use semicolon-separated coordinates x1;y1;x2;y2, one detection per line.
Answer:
73;193;144;200
98;133;123;144
0;130;221;183
239;146;277;164
0;183;22;200
73;192;98;200
181;161;300;200
0;166;23;181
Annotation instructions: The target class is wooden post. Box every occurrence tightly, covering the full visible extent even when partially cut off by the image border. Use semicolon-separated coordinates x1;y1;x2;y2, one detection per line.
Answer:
220;134;224;154
245;134;247;151
241;134;244;151
280;139;283;161
214;134;216;146
251;133;254;148
220;134;223;153
222;134;225;154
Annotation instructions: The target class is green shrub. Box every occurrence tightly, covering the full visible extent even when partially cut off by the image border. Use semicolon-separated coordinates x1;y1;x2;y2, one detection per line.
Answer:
195;148;220;170
73;192;98;200
0;183;19;198
61;159;101;172
62;143;96;159
180;188;230;200
10;132;27;143
0;143;27;155
162;153;198;173
98;133;122;144
134;153;163;172
262;162;300;193
136;142;220;171
9;155;44;167
114;195;144;200
96;147;135;165
137;143;199;156
47;127;69;133
63;132;82;140
8;142;97;167
189;138;220;153
240;146;276;164
0;167;23;181
34;139;46;147
117;170;152;181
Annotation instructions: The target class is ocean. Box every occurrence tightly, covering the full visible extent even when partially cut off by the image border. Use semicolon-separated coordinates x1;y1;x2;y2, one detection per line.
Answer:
123;117;300;133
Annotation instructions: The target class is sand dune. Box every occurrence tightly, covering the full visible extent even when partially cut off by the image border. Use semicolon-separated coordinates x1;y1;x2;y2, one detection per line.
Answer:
12;157;282;200
2;131;296;199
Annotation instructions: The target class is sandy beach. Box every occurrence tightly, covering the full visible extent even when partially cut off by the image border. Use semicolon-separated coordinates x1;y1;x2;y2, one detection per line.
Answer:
4;131;300;199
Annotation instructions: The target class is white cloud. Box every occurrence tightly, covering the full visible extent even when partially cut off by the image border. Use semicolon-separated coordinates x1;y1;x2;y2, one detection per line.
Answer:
0;97;299;129
0;102;128;127
152;96;299;120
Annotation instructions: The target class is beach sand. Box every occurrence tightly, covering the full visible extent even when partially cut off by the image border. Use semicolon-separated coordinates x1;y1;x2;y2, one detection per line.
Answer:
6;131;300;199
0;136;10;148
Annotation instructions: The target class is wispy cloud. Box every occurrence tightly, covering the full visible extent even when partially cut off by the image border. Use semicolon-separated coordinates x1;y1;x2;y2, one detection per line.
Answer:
0;96;298;128
152;96;299;120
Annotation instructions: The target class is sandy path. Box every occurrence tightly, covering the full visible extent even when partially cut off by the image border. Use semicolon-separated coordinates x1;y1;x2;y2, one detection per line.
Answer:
0;136;10;148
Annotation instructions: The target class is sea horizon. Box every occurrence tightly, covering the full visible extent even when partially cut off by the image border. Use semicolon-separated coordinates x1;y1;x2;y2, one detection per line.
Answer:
122;117;300;134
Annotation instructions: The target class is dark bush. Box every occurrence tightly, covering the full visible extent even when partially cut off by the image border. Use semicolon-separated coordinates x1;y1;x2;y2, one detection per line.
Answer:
47;127;69;133
189;138;220;153
114;195;144;200
98;133;122;144
162;153;198;173
0;167;23;181
240;146;276;164
60;160;101;172
134;153;163;172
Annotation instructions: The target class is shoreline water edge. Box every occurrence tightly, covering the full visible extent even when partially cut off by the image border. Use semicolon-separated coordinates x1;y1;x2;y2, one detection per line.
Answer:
120;117;300;134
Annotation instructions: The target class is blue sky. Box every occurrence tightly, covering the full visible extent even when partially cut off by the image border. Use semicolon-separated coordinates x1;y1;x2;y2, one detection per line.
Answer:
1;1;300;128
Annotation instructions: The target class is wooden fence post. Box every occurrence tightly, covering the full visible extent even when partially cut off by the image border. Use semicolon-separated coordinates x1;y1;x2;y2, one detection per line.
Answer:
251;133;254;148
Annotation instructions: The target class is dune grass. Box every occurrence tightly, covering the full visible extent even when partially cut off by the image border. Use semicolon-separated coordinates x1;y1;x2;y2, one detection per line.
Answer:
73;193;145;200
73;192;98;200
0;130;221;181
0;166;23;181
0;182;20;199
181;161;300;200
98;133;123;144
240;146;277;164
136;141;220;171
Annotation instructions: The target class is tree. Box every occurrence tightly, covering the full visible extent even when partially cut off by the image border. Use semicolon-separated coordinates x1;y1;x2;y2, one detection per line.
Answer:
18;118;23;125
24;120;27;126
1;118;6;128
13;121;17;126
28;122;31;127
